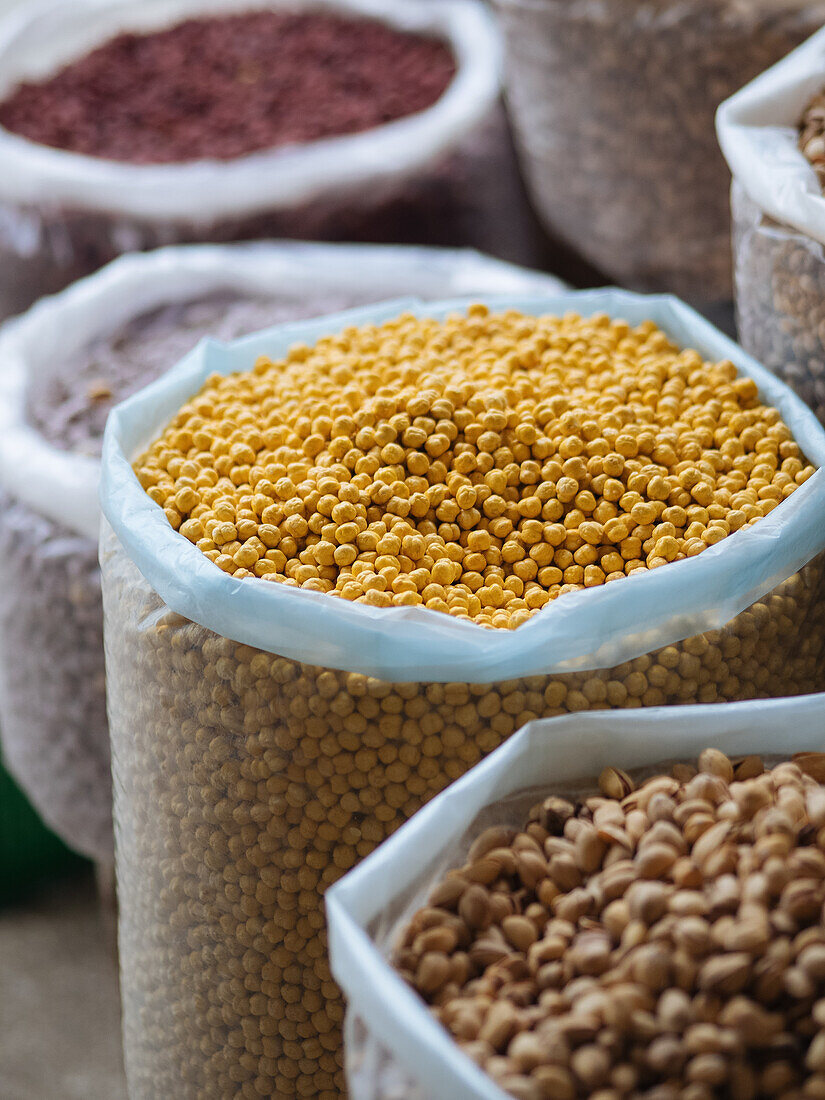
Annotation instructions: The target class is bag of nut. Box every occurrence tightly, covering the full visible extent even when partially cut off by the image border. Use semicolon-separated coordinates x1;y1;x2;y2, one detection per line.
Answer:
718;27;825;429
493;0;825;306
99;288;825;1099
326;694;825;1100
0;0;543;321
0;241;561;864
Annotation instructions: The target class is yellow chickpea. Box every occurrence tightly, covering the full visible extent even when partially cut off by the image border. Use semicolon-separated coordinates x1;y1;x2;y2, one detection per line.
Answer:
135;307;816;630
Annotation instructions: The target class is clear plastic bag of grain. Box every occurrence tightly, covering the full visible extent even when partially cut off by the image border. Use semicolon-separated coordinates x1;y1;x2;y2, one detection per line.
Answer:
0;0;541;320
0;242;563;862
100;530;825;1100
732;183;825;426
326;696;825;1099
492;0;825;305
100;290;825;1099
718;29;825;429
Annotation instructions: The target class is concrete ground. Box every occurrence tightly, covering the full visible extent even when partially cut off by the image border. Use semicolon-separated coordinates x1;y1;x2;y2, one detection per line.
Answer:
0;868;128;1100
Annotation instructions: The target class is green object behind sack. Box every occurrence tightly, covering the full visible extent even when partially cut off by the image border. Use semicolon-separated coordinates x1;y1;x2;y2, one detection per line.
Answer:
0;757;85;904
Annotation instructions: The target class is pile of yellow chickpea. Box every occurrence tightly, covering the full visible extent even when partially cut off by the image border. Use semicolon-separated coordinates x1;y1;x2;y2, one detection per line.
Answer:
136;306;815;629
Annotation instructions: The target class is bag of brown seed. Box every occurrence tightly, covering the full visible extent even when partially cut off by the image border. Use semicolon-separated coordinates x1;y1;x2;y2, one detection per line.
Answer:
99;289;825;1099
0;242;563;863
492;0;825;306
0;0;543;321
719;28;825;428
326;694;825;1100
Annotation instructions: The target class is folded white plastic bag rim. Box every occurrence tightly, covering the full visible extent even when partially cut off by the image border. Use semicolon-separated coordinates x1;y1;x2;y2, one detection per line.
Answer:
0;0;500;221
99;287;825;682
326;694;825;1100
717;26;825;246
0;240;564;541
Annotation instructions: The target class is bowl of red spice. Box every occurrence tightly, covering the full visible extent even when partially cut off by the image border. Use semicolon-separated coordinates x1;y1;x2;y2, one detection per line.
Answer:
0;5;459;166
0;0;536;317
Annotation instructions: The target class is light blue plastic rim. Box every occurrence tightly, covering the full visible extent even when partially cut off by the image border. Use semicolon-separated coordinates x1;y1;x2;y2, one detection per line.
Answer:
100;288;825;683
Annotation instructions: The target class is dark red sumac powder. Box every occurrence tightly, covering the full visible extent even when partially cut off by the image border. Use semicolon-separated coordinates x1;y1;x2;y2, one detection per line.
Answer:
0;9;456;163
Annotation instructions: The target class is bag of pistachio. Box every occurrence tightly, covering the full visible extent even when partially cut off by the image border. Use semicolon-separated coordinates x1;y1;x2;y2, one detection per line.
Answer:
326;694;825;1100
0;0;539;320
718;27;825;428
0;242;563;862
99;289;825;1099
493;0;825;305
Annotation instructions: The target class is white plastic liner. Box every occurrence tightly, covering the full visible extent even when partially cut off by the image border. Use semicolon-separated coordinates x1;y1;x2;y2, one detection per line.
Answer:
100;288;825;684
0;242;563;542
326;694;825;1100
717;25;825;249
0;0;501;222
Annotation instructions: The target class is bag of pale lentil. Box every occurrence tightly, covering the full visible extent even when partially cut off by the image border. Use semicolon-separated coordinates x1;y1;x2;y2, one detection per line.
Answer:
717;27;825;428
492;0;825;306
100;288;825;1100
326;694;825;1100
0;0;541;320
0;242;563;862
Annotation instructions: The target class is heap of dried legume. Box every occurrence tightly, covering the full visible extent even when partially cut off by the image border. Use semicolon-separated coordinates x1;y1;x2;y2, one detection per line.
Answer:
395;750;825;1100
800;90;825;187
136;306;816;629
0;10;455;164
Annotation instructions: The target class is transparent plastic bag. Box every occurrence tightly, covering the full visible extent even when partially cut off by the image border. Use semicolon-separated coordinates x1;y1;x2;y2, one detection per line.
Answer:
0;500;110;859
100;289;825;1097
326;695;825;1100
101;527;825;1100
344;1016;425;1100
0;0;542;319
717;28;825;427
733;182;825;425
493;0;825;304
0;243;563;860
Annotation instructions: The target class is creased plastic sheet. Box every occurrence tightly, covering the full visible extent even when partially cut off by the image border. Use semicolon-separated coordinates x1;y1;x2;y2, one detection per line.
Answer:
101;287;825;684
717;25;825;250
0;242;563;861
327;695;825;1100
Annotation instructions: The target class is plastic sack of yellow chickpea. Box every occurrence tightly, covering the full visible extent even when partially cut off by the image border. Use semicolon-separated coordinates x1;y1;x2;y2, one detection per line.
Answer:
326;694;825;1100
99;290;825;1100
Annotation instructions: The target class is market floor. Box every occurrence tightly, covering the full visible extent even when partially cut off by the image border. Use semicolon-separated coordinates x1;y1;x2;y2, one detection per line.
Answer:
0;868;128;1099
